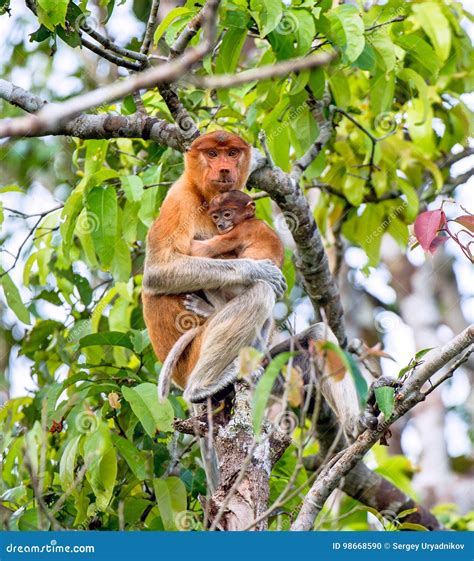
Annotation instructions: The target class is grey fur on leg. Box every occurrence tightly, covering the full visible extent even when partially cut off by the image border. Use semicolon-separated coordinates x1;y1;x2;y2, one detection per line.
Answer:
184;281;275;403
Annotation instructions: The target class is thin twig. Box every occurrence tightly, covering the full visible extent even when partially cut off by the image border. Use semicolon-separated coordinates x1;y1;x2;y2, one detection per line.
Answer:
140;0;160;56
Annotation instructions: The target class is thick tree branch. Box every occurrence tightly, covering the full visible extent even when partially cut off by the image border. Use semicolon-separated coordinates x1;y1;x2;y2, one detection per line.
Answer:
206;381;291;531
291;325;474;530
0;83;185;148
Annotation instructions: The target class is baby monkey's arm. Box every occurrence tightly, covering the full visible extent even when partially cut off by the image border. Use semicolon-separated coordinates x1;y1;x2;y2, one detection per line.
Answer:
191;231;242;258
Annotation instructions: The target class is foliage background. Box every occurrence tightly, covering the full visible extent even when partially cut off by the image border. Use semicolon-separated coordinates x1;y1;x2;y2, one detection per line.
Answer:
0;0;473;531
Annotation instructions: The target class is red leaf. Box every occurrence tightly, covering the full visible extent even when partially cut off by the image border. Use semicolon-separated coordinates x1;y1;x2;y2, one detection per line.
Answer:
428;232;448;254
455;215;474;233
414;210;446;252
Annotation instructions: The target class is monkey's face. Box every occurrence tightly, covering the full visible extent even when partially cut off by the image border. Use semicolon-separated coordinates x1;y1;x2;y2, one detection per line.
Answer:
209;207;237;233
186;132;251;194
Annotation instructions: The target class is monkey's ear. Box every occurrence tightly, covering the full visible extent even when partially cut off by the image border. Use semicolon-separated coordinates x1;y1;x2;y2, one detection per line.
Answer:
246;201;256;210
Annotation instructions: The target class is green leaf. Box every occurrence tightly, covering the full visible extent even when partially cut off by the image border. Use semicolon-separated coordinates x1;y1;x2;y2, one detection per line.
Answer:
398;180;419;223
215;28;247;74
291;8;315;56
326;5;365;63
412;2;451;62
59;436;81;493
370;70;395;115
253;352;294;435
374;386;395;419
153;477;187;530
395;35;439;80
111;239;132;283
112;434;151;481
344;351;368;406
154;7;193;45
121;383;174;437
405;99;435;156
37;0;68;30
250;0;283;37
0;269;30;324
84;426;117;511
121;176;143;202
79;331;135;351
399;68;429;126
398;522;429;531
130;329;151;354
415;347;434;360
86;185;118;269
370;34;396;73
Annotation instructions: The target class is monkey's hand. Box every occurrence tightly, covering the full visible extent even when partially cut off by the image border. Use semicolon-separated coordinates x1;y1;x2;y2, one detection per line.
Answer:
249;259;287;298
183;294;215;318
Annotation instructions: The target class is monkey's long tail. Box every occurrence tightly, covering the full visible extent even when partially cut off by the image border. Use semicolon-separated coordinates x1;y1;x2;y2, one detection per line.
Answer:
158;327;202;400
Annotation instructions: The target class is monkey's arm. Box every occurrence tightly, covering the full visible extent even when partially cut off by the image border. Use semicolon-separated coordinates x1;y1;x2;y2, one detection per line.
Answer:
190;235;241;258
143;254;285;297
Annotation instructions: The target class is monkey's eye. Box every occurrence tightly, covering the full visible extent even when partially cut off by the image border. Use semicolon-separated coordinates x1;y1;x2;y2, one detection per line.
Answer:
223;211;232;219
228;149;239;157
207;149;218;158
211;214;219;221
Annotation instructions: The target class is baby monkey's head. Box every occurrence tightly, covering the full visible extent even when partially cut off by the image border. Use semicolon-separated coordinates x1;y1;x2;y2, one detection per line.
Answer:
208;190;256;234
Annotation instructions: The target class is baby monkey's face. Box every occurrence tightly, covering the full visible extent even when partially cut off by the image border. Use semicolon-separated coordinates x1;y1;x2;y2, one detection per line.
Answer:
208;191;256;234
209;206;237;233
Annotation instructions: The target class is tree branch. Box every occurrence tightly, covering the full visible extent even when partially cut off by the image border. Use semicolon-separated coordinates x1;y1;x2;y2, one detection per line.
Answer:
189;51;335;90
0;0;220;139
80;36;142;70
292;325;474;530
0;83;185;148
140;0;160;57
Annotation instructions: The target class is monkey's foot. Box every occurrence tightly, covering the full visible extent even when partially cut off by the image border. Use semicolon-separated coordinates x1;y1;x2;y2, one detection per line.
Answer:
183;294;215;318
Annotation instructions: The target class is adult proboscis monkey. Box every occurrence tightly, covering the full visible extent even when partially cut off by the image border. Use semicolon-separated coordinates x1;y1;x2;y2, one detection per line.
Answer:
142;131;286;403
